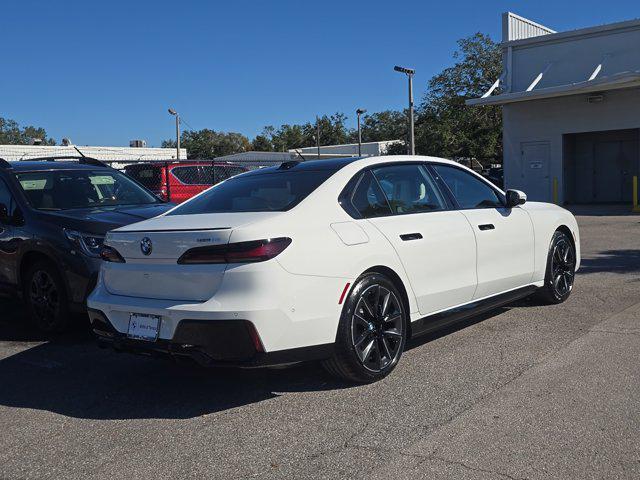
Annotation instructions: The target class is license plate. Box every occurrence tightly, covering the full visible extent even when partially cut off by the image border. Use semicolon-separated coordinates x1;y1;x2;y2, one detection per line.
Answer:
127;314;160;341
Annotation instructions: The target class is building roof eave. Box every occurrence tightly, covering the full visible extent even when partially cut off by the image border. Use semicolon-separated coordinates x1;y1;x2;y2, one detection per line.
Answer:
466;71;640;106
501;17;640;48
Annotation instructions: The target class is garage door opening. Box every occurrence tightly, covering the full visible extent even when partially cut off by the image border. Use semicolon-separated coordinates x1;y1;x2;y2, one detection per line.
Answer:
564;129;640;204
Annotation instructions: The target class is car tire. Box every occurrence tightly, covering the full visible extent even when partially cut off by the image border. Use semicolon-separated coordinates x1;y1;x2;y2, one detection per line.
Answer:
23;260;70;333
322;273;407;383
537;230;576;304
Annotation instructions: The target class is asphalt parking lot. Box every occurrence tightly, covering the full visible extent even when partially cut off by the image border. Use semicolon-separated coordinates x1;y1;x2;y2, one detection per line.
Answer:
0;206;638;480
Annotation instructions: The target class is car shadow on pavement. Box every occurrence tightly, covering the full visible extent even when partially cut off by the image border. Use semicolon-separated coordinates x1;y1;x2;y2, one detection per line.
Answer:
0;299;353;421
405;305;516;352
0;295;537;421
579;249;640;275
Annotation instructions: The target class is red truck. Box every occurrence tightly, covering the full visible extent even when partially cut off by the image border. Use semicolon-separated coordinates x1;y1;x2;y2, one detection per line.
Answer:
124;161;248;203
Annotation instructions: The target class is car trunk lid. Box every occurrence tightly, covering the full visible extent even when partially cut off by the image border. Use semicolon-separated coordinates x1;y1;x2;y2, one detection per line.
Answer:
102;212;281;301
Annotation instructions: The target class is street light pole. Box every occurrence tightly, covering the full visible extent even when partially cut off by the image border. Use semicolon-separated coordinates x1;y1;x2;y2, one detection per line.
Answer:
316;116;321;159
394;66;416;155
356;108;366;156
168;108;180;160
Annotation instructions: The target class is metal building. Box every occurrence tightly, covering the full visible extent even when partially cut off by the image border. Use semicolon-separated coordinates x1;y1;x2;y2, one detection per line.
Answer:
468;12;640;204
0;144;187;162
291;140;403;157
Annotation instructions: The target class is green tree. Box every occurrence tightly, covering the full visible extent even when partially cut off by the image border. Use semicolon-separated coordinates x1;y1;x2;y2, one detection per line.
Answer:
163;129;251;159
358;110;407;143
304;113;350;146
251;134;273;152
384;141;408;155
416;33;502;164
259;113;352;152
0;117;56;145
261;124;306;152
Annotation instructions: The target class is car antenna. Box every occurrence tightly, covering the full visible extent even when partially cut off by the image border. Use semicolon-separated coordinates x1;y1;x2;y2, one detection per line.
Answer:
73;146;86;157
293;149;307;161
71;145;107;167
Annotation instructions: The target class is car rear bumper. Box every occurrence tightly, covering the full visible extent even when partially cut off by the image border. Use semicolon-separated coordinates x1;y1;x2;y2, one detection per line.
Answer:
88;308;334;367
88;260;348;352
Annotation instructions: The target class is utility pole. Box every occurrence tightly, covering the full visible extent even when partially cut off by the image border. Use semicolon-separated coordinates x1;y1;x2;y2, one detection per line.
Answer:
356;108;366;156
394;66;416;155
168;108;180;160
316;116;321;159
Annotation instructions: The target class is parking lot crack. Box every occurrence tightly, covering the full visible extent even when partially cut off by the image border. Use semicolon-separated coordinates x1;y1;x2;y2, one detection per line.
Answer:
420;455;529;480
305;419;373;461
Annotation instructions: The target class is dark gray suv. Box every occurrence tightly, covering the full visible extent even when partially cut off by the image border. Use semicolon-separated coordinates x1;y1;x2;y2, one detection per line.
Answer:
0;157;173;332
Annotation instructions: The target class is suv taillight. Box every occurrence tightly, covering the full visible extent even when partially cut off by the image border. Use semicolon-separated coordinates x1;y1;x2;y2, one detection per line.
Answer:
177;238;292;265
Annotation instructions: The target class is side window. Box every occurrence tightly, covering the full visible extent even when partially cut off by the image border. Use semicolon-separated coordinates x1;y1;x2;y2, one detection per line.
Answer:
433;164;503;209
171;166;199;184
371;164;447;214
350;171;392;218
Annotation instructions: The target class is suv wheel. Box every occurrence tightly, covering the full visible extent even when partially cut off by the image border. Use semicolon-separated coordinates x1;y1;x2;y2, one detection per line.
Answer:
24;260;70;333
323;273;407;383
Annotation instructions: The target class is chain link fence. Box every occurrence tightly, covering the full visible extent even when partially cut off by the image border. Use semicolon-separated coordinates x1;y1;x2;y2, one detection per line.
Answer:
0;146;289;204
103;159;280;203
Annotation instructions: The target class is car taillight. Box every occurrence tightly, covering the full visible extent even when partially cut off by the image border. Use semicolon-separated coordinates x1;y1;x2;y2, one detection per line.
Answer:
100;246;126;263
177;237;292;265
246;322;264;353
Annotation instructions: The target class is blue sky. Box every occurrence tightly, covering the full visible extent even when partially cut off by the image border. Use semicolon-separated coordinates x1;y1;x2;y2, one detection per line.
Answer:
1;0;637;146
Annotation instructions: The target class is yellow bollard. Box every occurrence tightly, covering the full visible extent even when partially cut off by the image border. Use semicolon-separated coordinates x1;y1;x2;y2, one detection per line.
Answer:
633;176;640;213
552;177;558;205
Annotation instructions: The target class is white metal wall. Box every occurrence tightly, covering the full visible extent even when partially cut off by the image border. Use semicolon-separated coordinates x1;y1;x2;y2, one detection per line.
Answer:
294;140;403;157
502;87;640;203
509;25;640;93
502;12;555;42
0;145;187;161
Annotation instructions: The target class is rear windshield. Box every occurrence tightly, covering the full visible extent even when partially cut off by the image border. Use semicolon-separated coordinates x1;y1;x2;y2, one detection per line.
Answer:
168;170;334;215
15;169;160;210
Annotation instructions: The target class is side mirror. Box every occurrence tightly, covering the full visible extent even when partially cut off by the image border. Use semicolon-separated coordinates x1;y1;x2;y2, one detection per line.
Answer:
0;203;9;224
505;189;527;208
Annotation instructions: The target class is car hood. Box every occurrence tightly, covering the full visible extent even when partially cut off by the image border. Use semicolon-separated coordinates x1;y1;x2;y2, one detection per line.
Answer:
41;203;174;235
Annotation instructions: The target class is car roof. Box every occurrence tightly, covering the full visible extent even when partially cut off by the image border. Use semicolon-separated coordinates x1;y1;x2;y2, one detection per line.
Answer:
6;160;107;172
239;155;468;178
241;157;362;176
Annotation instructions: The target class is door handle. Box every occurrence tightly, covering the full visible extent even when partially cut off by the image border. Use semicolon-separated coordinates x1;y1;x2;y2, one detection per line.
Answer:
478;224;495;231
400;233;423;241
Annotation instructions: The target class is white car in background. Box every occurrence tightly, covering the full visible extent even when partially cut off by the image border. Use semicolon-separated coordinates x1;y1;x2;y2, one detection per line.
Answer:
88;156;580;383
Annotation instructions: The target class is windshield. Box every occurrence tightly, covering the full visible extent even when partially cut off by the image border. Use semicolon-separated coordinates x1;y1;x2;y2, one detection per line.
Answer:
168;170;334;215
15;169;160;210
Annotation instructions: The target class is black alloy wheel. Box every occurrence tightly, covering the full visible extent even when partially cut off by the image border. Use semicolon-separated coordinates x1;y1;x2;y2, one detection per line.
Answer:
323;273;407;383
351;284;404;372
538;231;576;304
24;261;70;333
551;235;576;297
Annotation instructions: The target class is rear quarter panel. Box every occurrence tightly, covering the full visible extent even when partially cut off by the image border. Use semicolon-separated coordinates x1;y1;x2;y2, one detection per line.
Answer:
226;177;420;317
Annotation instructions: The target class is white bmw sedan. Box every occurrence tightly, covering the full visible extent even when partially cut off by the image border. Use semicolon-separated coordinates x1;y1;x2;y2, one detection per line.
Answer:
88;156;580;382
